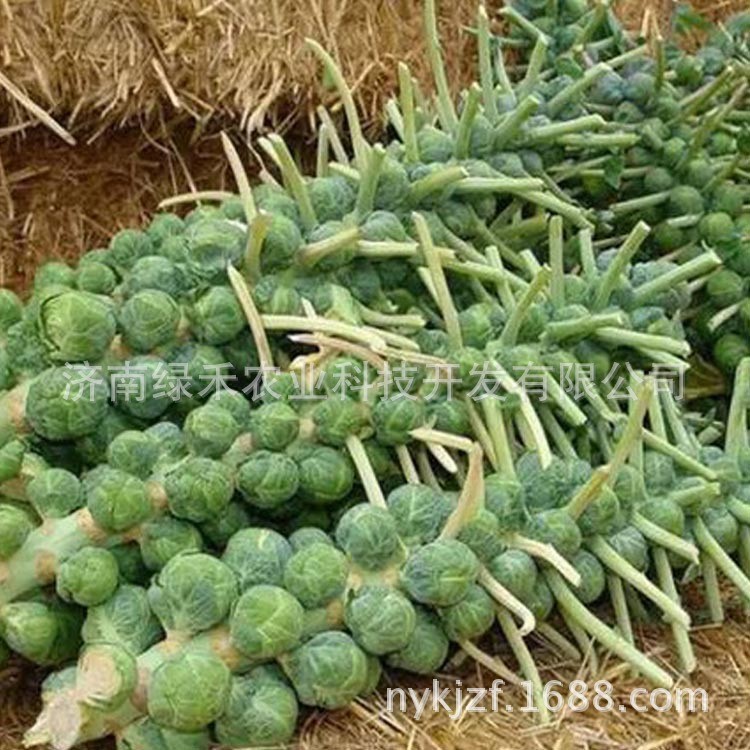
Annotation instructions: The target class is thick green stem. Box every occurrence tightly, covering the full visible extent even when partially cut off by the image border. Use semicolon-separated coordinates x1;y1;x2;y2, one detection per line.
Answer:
632;512;700;565
523;191;593;230
542;312;626;344
518;35;549;101
453;177;544;195
500;6;549;42
267;134;317;231
355;145;386;220
220;132;257;223
538;405;577;459
499;268;550;348
494;96;540;150
410;166;467;203
244;212;272;284
298;227;361;269
726;358;750;457
549;216;565;309
632;252;720;308
477;5;498;120
346;436;387;509
478;567;536;635
700;555;724;624
398;63;419;163
610;191;670;216
535;621;582;660
454;84;482;159
547;63;609;118
485;246;516;311
640;430;717;481
480;397;515;477
594;328;690;357
424;0;458;132
607;574;634;645
694;517;750;606
228;266;275;372
526;114;605;143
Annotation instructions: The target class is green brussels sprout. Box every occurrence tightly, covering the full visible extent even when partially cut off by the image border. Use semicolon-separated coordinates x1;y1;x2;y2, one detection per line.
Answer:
335;504;399;571
117;718;210;750
714;333;750;374
0;349;13;390
222;528;293;590
206;389;252;431
289;527;333;551
707;270;745;308
571;549;606;604
145;422;186;460
258;370;300;404
416;125;454;163
0;503;34;559
0;600;82;666
200;502;251;549
639;497;684;537
164;456;233;522
85;466;151;532
160;236;190;264
713;183;744;218
427;400;470;437
76;642;137;711
109;229;154;269
643;451;676;493
140;517;204;571
125;256;185;298
75;408;134;466
386;607;449;674
702;507;739;553
304;221;359;271
456;510;506;564
529;577;554;621
487;549;537;602
254;184;300;224
438;583;495;641
253;275;302;315
386;483;452;546
111;356;176;421
308;176;356;223
643;167;674;194
120;290;181;353
525;508;582;557
485;474;527;531
516;453;587;512
667;185;704;217
107;430;161;479
700;212;736;247
249;402;299;450
260;214;302;273
297;445;355;505
57;547;119;606
215;670;299;748
76;262;117;295
283;542;348;608
360;210;409;242
185;206;223;224
312;398;369;447
183;405;240;458
345;585;416;655
190;286;245;346
183;219;245;282
148;650;232;732
34;262;77;290
321;356;371;399
0;289;22;332
82;584;163;653
613;465;647;510
230;584;304;659
372;397;425;446
110;543;150;585
362;439;399;482
607;526;649;571
578;486;621;537
458;303;506;349
147;212;185;245
237;450;299;509
149;552;238;635
26;365;109;441
401;539;479;607
5;318;51;379
284;631;367;708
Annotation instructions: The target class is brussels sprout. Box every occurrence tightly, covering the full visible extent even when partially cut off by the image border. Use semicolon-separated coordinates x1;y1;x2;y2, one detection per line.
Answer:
373;396;427;448
438;584;495;641
335;504;400;571
112;356;176;421
249;402;299;450
297;445;355;505
485;474;527;530
148;651;232;732
236;450;298;510
110;543;150;585
117;718;210;750
145;422;186;461
283;542;348;609
253;275;302;315
189;286;245;346
149;553;238;635
6;317;51;379
76;262;118;295
401;540;479;607
386;483;452;546
76;642;137;711
75;409;134;466
125;256;185;298
639;497;684;536
215;670;299;748
254;184;300;224
206;389;252;431
0;289;22;332
525;508;582;557
487;549;538;602
570;550;606;604
107;430;161;478
702;507;739;553
613;465;647;510
147;212;185;245
57;547;119;606
578;486;621;537
164;457;233;522
284;631;368;708
260;214;303;273
458;303;506;349
312;398;369;446
308;176;356;223
109;229;154;269
416;125;454;163
140;517;204;571
386;607;449;674
0;503;34;559
0;599;83;666
26;366;109;441
607;526;649;571
230;584;304;658
713;183;744;218
200;502;251;549
529;577;554;621
85;466;151;532
222;528;293;590
289;527;333;551
342;585;415;656
121;289;182;353
516;453;587;512
643;451;676;494
183;219;245;282
456;510;507;564
183;405;240;459
82;584;163;653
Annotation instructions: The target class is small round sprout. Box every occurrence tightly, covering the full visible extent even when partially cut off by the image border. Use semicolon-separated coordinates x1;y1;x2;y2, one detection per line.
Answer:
0;600;82;666
254;184;299;223
183;219;245;282
110;543;149;585
57;547;119;607
578;486;621;537
75;408;134;466
119;290;181;353
438;583;495;642
261;214;303;273
107;430;161;479
206;389;253;431
372;397;426;446
386;607;449;674
249;402;300;451
253;275;302;315
164;456;234;523
458;302;506;349
284;631;367;709
386;483;453;546
26;466;83;519
639;497;684;537
0;289;22;332
289;527;333;551
230;584;304;659
428;399;471;436
34;261;77;289
0;439;24;484
335;504;399;571
613;465;647;510
345;585;416;655
85;466;151;532
485;474;527;531
237;451;299;510
109;229;154;269
222;528;293;591
148;651;232;732
112;356;176;421
0;504;34;559
145;421;186;460
118;718;210;750
457;510;507;564
184;405;241;458
148;552;238;635
26;366;109;441
125;256;185;298
703;507;739;553
200;502;251;550
312;398;370;447
140;517;204;571
308;177;356;224
525;508;582;557
76;262;117;295
643;451;676;494
215;670;299;748
529;577;554;621
571;550;606;605
297;446;355;505
401;540;479;607
607;526;649;571
487;549;537;602
76;643;137;712
190;286;245;346
360;654;383;697
147;212;185;244
283;542;348;609
82;584;163;653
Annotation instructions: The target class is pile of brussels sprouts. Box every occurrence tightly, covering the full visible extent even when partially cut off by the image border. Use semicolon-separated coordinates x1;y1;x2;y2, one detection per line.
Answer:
2;0;750;746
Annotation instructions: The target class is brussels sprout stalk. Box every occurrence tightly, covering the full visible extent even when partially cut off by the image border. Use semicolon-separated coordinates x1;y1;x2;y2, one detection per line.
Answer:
499;6;549;43
477;6;498;120
549;216;565;309
517;36;548;101
726;358;750;457
227;266;275;371
355;145;386;220
409;166;467;203
264;135;317;231
478;567;535;636
345;436;387;509
243;211;272;284
220;132;257;224
700;556;724;624
424;0;458;132
493;96;540;150
693;517;750;605
480;397;514;476
398;63;419;163
459;638;519;684
631;512;700;565
631;251;721;307
541;312;627;344
454;84;482;159
607;574;634;646
546;64;610;118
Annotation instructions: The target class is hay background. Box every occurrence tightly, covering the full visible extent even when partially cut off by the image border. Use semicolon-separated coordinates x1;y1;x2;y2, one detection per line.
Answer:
2;0;750;748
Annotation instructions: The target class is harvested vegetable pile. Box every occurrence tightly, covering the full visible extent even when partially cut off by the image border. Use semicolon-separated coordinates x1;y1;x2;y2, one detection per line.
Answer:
2;0;750;748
